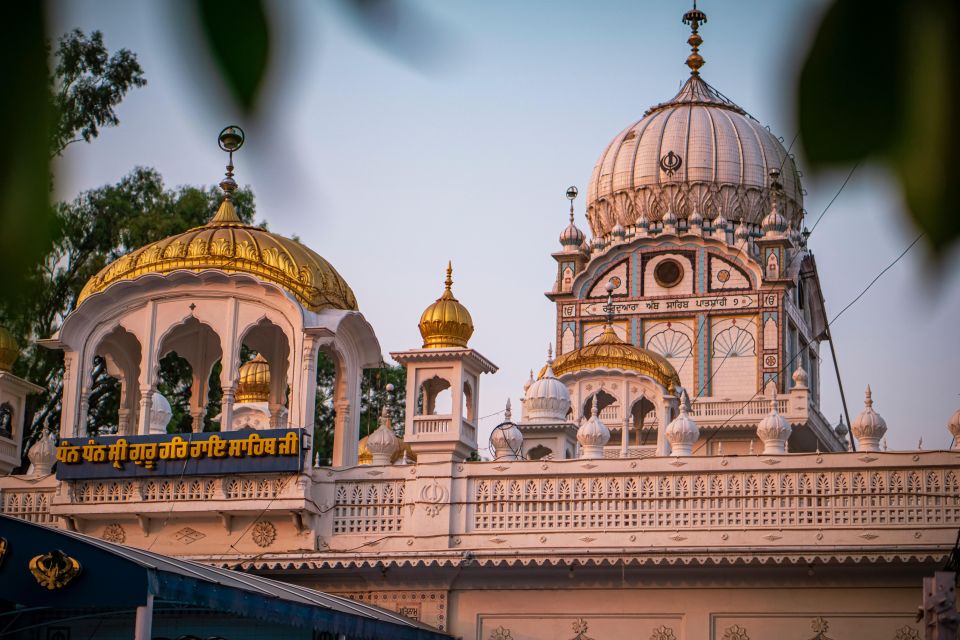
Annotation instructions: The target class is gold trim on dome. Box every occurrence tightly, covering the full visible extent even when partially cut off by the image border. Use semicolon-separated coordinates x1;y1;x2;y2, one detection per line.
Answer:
75;199;358;312
29;550;82;590
418;262;474;349
236;353;270;403
546;326;680;392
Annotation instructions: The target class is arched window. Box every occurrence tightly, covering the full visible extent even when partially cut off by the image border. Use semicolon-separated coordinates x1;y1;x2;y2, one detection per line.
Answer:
0;403;13;439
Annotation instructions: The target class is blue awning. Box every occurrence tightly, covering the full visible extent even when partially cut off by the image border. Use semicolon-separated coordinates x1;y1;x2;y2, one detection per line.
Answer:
0;514;450;640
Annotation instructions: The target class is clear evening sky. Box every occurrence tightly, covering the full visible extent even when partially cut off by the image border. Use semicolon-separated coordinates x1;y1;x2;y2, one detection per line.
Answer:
50;0;960;452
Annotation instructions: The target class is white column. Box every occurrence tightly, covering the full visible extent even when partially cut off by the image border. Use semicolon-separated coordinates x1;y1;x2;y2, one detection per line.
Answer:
134;593;153;640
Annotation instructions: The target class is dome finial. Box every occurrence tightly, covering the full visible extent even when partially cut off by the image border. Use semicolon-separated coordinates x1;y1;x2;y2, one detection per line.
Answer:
211;125;245;224
444;260;454;293
682;1;708;75
547;342;554;365
566;185;578;223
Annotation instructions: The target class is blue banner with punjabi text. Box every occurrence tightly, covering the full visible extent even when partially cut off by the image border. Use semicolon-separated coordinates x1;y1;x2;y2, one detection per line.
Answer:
54;429;306;479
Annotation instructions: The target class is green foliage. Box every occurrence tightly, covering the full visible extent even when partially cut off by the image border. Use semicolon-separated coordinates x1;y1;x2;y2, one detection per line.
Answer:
311;352;407;466
49;30;146;158
1;168;256;455
798;0;957;255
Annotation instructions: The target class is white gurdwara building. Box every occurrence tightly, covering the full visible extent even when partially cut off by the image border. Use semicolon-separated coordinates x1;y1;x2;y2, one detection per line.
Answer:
2;7;958;640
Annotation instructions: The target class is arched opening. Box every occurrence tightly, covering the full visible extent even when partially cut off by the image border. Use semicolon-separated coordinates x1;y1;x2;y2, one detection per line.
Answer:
631;396;657;447
528;444;552;461
313;347;344;466
582;389;617;420
157;317;223;434
235;319;291;431
86;326;141;436
417;376;452;416
462;381;475;423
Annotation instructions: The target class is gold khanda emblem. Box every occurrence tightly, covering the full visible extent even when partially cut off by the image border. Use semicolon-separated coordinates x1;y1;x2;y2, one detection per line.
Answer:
28;550;82;590
0;537;7;567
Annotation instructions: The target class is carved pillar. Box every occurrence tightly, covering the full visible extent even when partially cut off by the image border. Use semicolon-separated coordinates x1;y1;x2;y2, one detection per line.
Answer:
117;407;131;435
220;386;236;432
136;386;153;436
268;402;283;428
332;400;352;467
621;416;630;458
190;407;205;433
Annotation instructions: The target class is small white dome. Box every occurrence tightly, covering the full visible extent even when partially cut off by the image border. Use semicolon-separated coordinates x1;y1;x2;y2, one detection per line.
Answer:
491;399;523;460
28;431;57;476
665;392;699;456
734;220;750;240
523;346;572;424
149;392;172;434
851;385;887;452
663;210;678;228
636;212;651;230
688;209;704;228
577;405;610;458
947;409;960;449
367;406;400;465
792;365;809;390
757;398;792;454
560;219;586;249
612;222;626;239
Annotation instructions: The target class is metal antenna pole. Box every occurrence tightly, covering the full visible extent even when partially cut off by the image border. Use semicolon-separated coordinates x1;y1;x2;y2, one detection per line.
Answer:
827;332;856;452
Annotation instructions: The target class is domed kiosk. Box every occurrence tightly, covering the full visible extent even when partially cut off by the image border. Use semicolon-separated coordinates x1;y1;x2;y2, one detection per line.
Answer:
43;127;381;466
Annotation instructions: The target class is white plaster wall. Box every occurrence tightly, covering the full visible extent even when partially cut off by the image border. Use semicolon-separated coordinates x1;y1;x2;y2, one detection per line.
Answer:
709;316;758;399
644;319;695;394
643;253;695;297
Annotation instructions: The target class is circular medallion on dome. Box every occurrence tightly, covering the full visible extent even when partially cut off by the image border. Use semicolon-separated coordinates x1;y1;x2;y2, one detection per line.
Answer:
654;259;683;288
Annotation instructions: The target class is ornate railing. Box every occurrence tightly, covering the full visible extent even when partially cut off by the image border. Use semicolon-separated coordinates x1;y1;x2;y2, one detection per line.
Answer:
0;485;58;525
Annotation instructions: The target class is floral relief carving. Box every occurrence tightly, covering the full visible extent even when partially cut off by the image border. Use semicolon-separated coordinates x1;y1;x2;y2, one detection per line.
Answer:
489;626;513;640
893;627;920;640
807;617;834;640
570;618;594;640
722;624;750;640
650;625;676;640
101;523;126;544
251;520;277;548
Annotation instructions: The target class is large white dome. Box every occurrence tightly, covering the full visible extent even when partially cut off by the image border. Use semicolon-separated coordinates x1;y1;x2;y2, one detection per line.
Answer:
585;74;803;237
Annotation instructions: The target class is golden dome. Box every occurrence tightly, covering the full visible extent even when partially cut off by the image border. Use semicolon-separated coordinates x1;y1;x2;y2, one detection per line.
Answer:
76;199;358;312
546;325;681;392
418;262;474;349
0;326;18;371
358;435;416;465
236;353;270;403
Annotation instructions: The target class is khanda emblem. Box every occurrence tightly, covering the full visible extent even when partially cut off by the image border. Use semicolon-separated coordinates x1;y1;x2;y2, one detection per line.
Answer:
660;150;682;176
28;550;82;590
0;538;7;567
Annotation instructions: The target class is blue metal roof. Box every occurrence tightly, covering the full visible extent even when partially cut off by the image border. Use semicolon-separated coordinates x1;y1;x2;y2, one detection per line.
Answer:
0;515;450;640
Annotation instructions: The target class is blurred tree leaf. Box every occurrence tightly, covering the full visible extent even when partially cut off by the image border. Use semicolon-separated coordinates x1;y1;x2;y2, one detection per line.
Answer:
339;0;451;70
196;0;271;112
0;3;55;310
798;0;958;254
49;30;146;158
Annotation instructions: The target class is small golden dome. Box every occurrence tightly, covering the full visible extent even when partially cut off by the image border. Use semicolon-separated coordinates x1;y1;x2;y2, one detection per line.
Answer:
418;262;474;349
0;326;18;371
76;198;358;312
545;325;681;392
236;353;270;403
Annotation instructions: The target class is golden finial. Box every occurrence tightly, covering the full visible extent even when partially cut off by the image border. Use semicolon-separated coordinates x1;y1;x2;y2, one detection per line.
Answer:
444;260;454;293
211;125;245;225
682;1;708;75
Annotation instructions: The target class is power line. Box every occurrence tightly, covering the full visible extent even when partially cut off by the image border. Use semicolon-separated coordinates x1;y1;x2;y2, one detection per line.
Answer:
692;231;924;454
808;162;859;235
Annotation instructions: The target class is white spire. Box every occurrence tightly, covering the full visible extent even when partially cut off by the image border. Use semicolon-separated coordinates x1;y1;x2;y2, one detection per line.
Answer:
665;391;699;457
577;404;610;459
757;398;791;455
851;385;887;452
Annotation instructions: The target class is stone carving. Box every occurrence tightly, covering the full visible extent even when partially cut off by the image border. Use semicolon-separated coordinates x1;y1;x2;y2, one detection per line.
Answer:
173;527;205;544
722;624;750;640
252;520;277;548
102;523;126;543
489;626;514;640
808;617;834;640
420;480;449;517
570;618;593;640
893;627;920;640
650;625;677;640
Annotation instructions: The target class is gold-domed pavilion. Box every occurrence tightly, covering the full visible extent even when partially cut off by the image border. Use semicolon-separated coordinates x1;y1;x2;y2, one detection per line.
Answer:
547;325;680;393
236;353;271;403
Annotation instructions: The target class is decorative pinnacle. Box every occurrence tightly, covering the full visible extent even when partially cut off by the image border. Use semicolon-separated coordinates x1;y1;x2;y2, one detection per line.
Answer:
566;185;578;223
682;1;708;75
441;261;455;298
604;279;616;326
217;125;245;200
504;398;512;422
864;385;873;408
547;342;554;364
